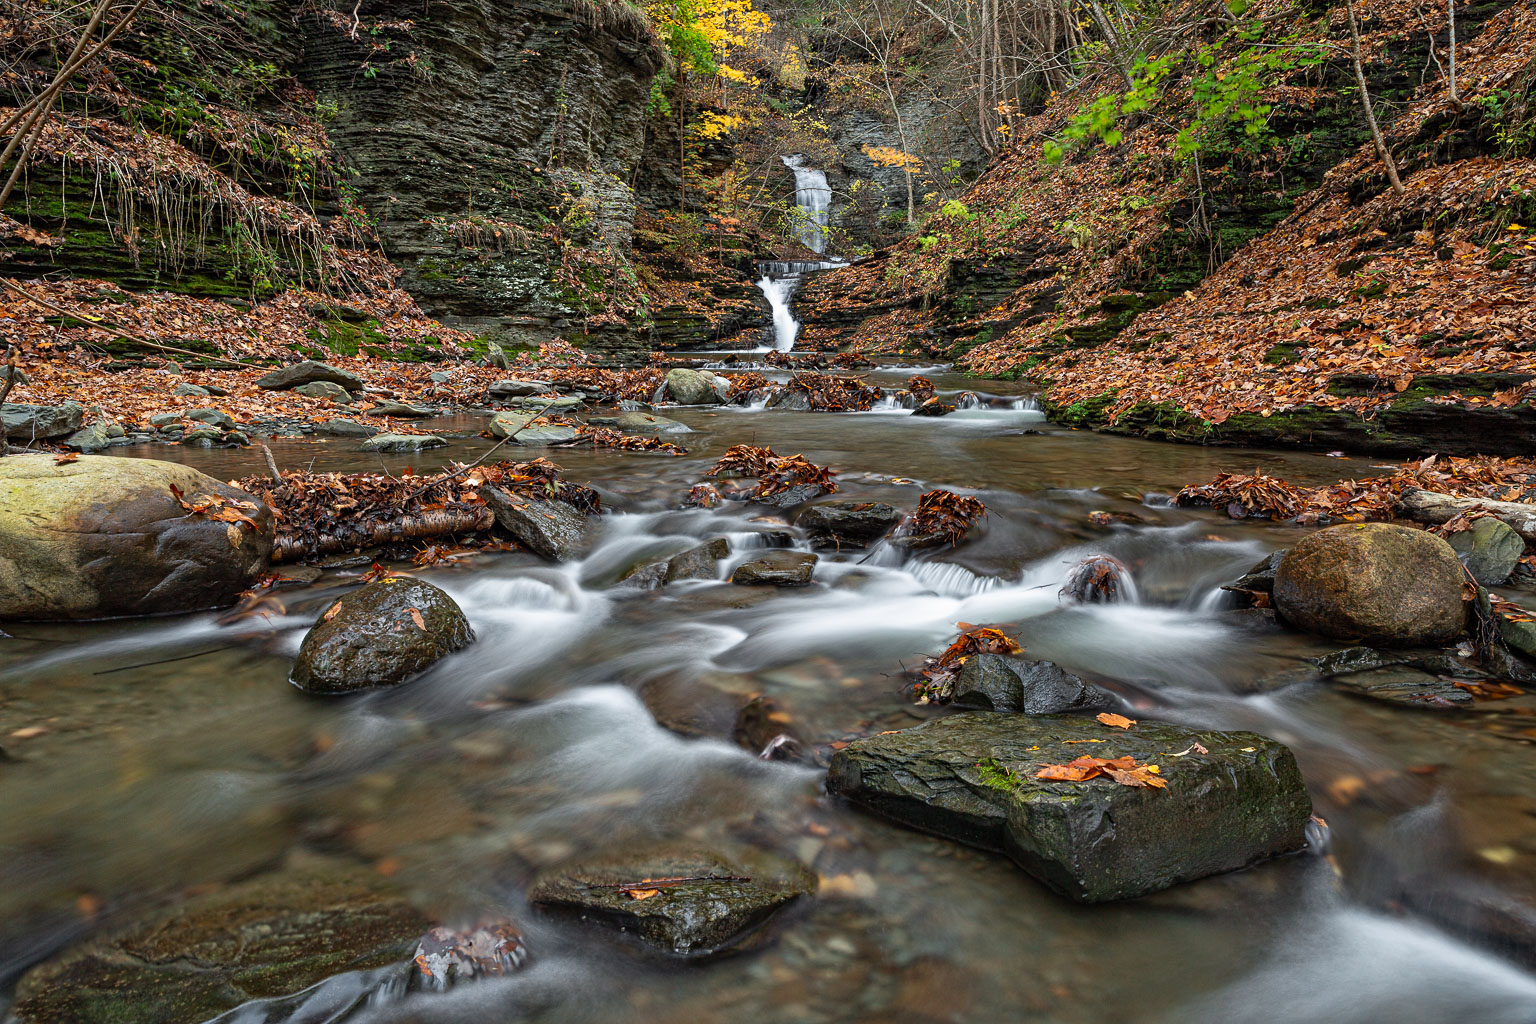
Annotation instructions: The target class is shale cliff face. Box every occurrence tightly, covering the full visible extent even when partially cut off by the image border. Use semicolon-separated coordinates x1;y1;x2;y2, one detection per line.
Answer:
297;0;664;359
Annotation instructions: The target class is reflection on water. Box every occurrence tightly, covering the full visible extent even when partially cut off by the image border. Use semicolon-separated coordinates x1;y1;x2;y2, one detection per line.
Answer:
3;368;1535;1023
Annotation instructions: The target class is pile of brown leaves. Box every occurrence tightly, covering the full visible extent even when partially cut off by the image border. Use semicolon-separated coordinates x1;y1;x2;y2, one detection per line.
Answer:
582;427;686;456
1176;455;1536;523
237;457;598;562
703;444;839;501
900;489;988;546
1036;755;1167;790
780;372;885;412
915;623;1023;704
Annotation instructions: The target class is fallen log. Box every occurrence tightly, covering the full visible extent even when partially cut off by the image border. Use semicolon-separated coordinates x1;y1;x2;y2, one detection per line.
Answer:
1395;488;1536;544
270;507;494;563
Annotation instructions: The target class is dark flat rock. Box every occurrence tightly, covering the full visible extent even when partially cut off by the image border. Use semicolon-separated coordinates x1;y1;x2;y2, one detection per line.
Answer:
256;360;363;392
950;654;1114;714
827;712;1311;903
731;550;817;586
529;848;812;957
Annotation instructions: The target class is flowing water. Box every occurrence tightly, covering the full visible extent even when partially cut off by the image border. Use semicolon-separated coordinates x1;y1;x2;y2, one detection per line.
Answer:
755;155;840;351
781;155;830;255
5;367;1536;1023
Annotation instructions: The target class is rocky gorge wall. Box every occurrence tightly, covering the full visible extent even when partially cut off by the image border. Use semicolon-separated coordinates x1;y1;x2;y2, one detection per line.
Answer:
295;0;666;360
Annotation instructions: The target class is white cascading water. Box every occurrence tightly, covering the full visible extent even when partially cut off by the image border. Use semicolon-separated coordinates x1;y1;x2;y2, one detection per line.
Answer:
753;155;837;351
782;154;830;253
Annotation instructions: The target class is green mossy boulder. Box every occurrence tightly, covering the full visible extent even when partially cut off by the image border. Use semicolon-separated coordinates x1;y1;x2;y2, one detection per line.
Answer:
292;576;474;693
0;454;273;620
1273;523;1467;646
827;713;1310;903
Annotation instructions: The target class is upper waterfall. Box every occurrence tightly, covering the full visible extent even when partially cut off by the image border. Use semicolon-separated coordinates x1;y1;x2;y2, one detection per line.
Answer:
782;154;831;254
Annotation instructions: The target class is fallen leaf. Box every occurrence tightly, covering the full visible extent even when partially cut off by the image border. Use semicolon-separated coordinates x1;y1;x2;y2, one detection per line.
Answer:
322;601;343;623
622;888;661;900
1036;754;1167;789
53;452;79;464
1096;712;1136;729
408;607;426;630
9;726;48;739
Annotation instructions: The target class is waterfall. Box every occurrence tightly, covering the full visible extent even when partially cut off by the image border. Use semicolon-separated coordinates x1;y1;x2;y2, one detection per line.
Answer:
752;156;837;352
782;154;830;254
756;271;800;351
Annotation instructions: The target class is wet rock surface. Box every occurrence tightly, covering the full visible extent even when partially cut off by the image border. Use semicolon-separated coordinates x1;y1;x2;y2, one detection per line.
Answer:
529;847;813;957
256;360;363;392
11;865;428;1024
731;550;818;586
483;485;591;561
411;922;528;991
1274;523;1467;646
665;368;729;405
2;401;83;440
620;538;729;589
827;712;1311;903
795;501;902;547
292;576;474;693
1448;517;1523;586
0;454;273;620
950;655;1115;714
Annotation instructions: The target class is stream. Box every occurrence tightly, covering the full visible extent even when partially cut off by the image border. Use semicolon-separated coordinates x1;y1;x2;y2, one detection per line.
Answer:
5;366;1536;1023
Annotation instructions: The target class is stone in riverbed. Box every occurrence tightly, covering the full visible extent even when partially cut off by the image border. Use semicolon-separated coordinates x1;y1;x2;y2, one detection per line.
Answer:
186;407;236;430
256;360;363;392
62;422;112;452
1273;523;1468;646
587;410;691;434
794;500;902;547
665;367;728;405
619;538;729;589
0;454;273;620
910;397;956;417
357;432;447;453
950;654;1114;714
411;922;529;991
482;485;591;561
731;550;817;586
488;378;553;397
528;847;812;957
319;417;376;437
296;380;351;401
512;423;580;446
10;864;429;1024
292;576;474;693
2;401;83;440
1223;550;1285;598
1447;517;1523;586
501;394;584;415
827;712;1310;903
369;399;437;418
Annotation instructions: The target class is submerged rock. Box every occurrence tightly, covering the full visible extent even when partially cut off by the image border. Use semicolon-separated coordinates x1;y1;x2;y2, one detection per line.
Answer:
529;847;812;957
2;401;83;440
292;576;474;693
410;922;528;991
827;713;1310;903
734;694;805;761
950;654;1114;714
594;410;690;434
910;397;955;417
256;360;363;392
1060;554;1135;603
0;454;273;620
1273;523;1467;646
358;432;448;453
483;485;591;561
731;550;818;586
620;538;729;589
795;501;902;547
11;864;428;1024
1447;517;1523;586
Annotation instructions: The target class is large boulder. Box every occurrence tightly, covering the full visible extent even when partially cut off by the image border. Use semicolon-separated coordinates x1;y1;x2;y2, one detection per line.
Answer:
357;432;447;453
795;501;902;547
665;368;727;405
2;401;83;440
292;576;474;693
256;360;363;392
0;454;273;620
950;654;1114;714
828;713;1310;903
1273;523;1468;646
529;847;812;957
11;864;429;1024
1447;517;1523;586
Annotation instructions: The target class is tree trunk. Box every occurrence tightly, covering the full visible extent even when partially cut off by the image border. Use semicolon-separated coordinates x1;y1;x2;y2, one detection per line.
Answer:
1345;0;1406;196
1447;0;1459;102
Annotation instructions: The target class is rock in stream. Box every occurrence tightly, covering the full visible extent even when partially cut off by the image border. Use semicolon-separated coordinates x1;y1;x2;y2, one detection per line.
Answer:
292;576;474;693
827;712;1311;903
